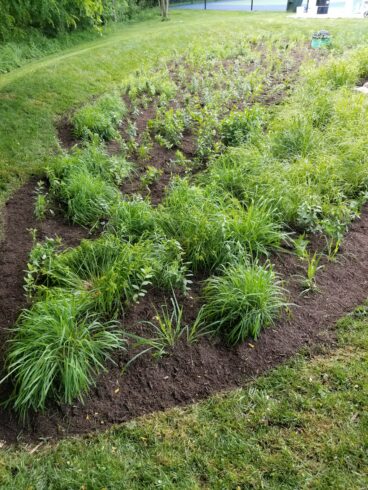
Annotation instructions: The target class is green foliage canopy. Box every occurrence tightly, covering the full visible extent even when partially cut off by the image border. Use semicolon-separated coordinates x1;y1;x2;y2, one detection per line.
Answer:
0;0;148;40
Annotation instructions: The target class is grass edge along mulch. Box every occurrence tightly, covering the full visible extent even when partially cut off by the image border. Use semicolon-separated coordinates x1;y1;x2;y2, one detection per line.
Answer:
0;308;366;489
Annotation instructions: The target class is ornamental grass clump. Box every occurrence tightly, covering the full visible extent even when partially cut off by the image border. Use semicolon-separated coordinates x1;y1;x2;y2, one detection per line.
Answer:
72;93;126;141
225;199;287;257
199;262;286;345
158;179;231;271
3;293;124;420
107;196;157;242
51;235;154;316
48;143;134;186
57;169;118;227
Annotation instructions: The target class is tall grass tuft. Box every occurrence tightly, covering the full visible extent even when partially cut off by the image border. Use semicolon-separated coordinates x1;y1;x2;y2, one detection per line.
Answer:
72;93;126;141
48;143;134;186
53;236;154;316
226;199;287;256
107;197;157;242
3;293;124;420
199;262;285;345
158;179;231;271
59;170;118;227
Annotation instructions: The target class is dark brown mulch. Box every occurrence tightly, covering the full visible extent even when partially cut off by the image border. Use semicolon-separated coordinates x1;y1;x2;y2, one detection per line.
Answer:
1;178;368;443
0;179;89;338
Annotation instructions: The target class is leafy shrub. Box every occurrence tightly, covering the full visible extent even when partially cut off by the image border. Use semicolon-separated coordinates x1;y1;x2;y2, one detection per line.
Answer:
3;293;124;419
72;93;126;141
101;0;142;23
199;262;285;345
220;106;264;147
148;108;191;148
0;0;104;40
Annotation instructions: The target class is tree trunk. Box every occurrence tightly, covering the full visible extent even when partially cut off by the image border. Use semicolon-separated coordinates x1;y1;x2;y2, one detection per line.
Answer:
159;0;169;19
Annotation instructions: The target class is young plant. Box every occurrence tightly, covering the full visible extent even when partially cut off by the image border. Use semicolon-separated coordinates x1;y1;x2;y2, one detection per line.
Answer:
140;165;163;189
301;252;323;293
24;235;63;299
294;234;310;260
34;180;48;221
127;294;185;360
185;309;210;344
149;108;190;148
325;236;342;262
171;150;194;171
199;261;286;345
2;293;124;420
137;143;152;161
150;237;192;293
220;106;264;147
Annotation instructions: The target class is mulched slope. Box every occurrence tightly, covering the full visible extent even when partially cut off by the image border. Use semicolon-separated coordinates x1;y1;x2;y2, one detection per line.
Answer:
1;179;368;443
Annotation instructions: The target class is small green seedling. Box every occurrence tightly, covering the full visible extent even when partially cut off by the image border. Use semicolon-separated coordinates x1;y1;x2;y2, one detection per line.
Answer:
140;165;163;188
125;294;185;362
294;234;310;260
325;236;342;262
34;181;48;221
301;252;323;294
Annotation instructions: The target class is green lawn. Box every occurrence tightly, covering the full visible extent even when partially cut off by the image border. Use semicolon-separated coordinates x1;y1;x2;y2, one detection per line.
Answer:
0;309;366;489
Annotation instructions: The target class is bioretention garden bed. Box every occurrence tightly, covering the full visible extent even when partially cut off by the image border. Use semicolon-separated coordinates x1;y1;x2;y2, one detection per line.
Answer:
1;36;368;443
